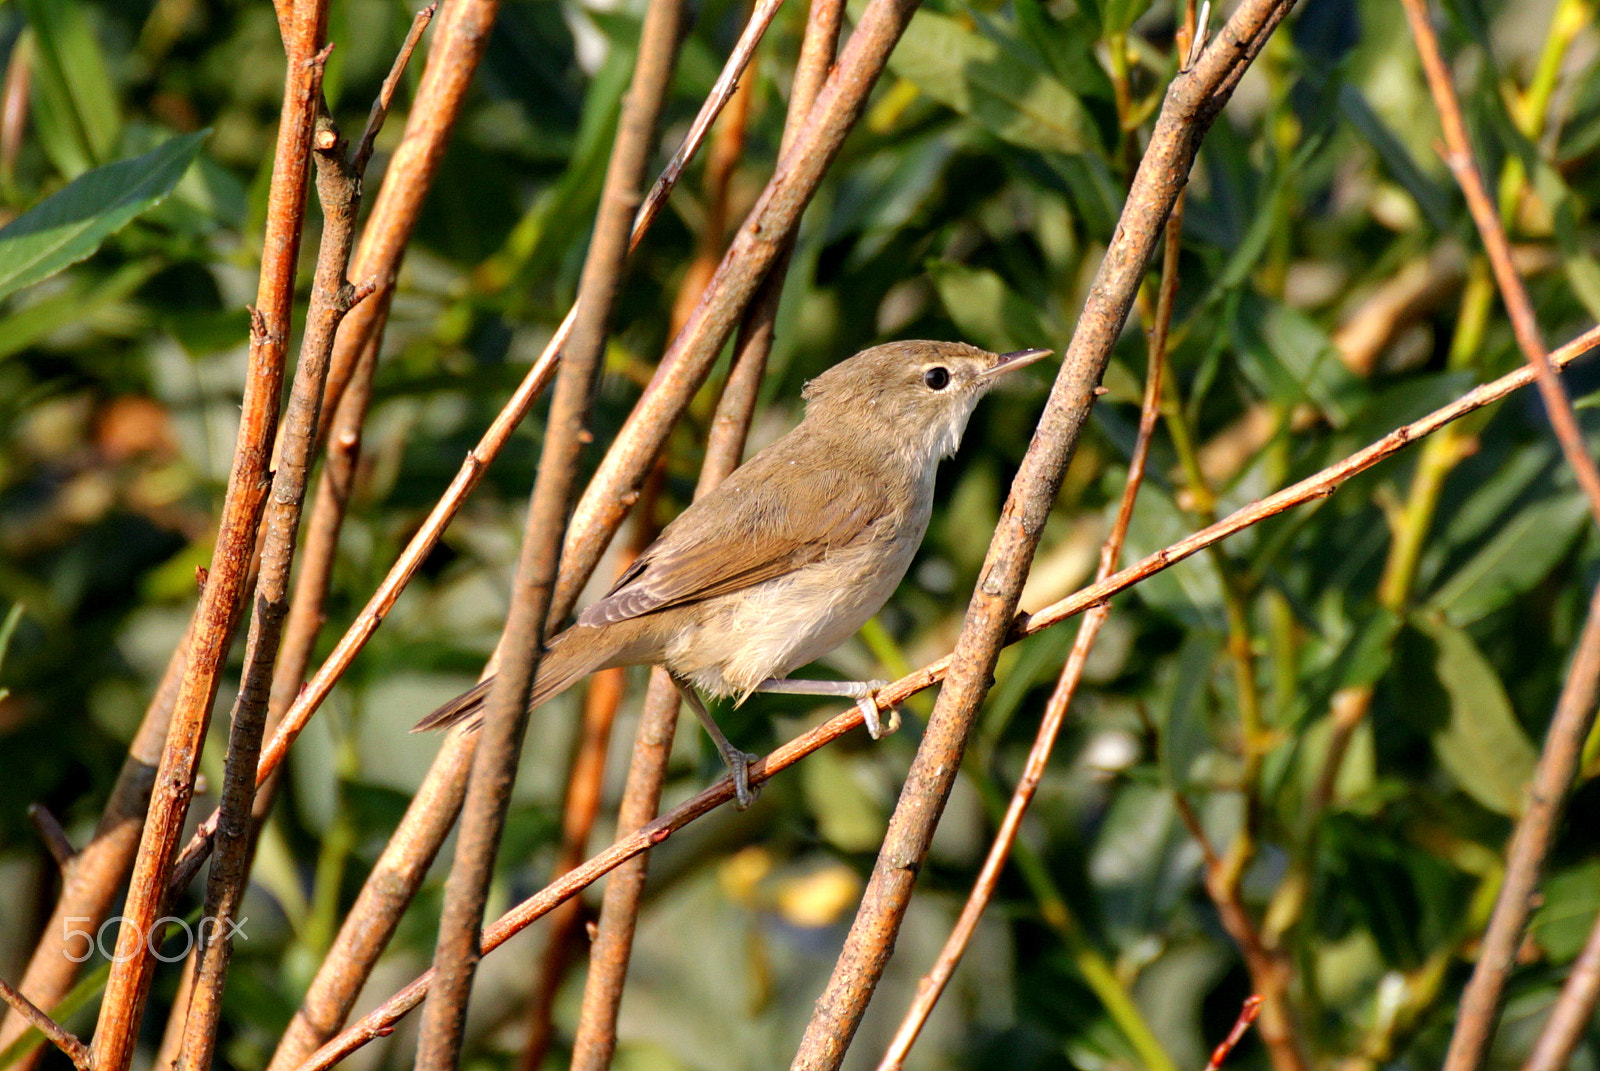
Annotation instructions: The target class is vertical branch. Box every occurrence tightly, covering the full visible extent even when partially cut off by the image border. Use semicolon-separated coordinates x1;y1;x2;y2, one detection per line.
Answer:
878;144;1191;1071
567;5;843;1064
1521;900;1600;1071
88;6;329;1068
413;0;686;1062
551;0;928;623
264;729;475;1071
789;2;1299;1066
1439;582;1600;1071
174;97;373;1071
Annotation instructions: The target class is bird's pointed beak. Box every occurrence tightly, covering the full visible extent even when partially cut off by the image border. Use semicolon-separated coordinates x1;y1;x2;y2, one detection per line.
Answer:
981;347;1053;379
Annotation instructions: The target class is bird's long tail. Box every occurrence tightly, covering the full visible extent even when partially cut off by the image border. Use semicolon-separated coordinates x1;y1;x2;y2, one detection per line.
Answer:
410;624;621;733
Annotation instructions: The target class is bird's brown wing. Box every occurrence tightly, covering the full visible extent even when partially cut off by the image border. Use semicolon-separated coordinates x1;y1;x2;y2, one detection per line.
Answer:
578;455;890;628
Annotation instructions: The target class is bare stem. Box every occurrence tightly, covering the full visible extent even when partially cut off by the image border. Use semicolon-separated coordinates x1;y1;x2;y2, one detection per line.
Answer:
791;1;1299;1066
568;1;843;1063
413;0;684;1062
1440;581;1600;1071
1399;0;1600;529
0;978;90;1071
88;10;329;1068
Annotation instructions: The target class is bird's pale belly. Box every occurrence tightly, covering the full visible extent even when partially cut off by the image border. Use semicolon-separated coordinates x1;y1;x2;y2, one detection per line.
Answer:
664;526;923;701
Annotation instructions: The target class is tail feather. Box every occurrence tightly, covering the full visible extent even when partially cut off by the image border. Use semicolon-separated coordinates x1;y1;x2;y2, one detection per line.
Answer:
411;626;617;733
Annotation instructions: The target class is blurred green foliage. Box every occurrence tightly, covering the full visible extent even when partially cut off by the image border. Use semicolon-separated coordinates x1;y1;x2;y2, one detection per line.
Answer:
0;0;1598;1068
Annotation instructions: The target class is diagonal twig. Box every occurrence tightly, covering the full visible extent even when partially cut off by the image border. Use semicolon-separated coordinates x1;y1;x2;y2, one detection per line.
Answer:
790;0;1301;1066
1399;0;1600;529
0;978;89;1071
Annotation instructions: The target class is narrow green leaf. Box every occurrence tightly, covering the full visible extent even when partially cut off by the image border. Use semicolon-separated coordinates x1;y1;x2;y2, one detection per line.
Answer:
1231;294;1364;426
0;260;161;361
1429;495;1589;626
0;131;207;304
881;6;1099;155
19;0;121;173
1338;86;1453;232
1416;617;1537;816
1158;631;1220;789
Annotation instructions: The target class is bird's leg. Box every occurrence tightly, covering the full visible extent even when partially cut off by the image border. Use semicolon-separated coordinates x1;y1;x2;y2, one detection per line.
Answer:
752;678;899;740
669;673;760;809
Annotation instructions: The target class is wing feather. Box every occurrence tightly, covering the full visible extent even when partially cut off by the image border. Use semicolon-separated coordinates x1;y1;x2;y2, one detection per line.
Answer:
578;452;888;628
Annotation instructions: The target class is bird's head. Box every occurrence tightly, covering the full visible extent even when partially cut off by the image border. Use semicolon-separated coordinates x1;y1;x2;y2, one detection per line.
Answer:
800;340;1053;468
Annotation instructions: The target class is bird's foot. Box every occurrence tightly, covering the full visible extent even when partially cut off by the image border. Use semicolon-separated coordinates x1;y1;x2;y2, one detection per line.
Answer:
724;748;763;810
853;682;899;740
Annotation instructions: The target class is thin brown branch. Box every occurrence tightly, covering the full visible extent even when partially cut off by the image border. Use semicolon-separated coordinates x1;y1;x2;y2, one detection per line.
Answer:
1441;580;1600;1071
352;3;436;178
568;3;842;1060
287;316;1600;1071
26;805;74;870
175;91;371;1071
268;331;378;743
565;669;681;1071
0;620;188;1067
265;729;474;1071
0;978;90;1071
1399;0;1600;529
1011;324;1600;666
88;9;330;1068
516;665;625;1071
1522;900;1600;1071
1207;996;1264;1071
552;0;931;624
316;0;496;443
790;1;1298;1066
879;139;1185;1071
632;0;787;252
414;0;684;1061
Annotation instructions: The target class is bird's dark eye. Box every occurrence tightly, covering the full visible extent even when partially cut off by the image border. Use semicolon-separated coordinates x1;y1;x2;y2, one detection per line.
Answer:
923;366;951;390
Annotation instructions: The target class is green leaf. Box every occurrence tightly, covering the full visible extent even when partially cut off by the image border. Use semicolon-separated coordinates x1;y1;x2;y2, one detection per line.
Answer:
879;6;1099;155
927;260;1059;353
1415;617;1537;816
1535;860;1600;960
1158;631;1220;789
1428;494;1589;626
19;0;121;175
0;131;207;304
0;260;160;361
1230;293;1364;426
1338;86;1453;232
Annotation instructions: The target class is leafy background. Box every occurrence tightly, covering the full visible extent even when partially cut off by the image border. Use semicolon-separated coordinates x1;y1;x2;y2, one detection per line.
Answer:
0;0;1598;1068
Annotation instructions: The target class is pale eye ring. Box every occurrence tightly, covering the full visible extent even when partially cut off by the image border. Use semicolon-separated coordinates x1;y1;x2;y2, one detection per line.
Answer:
923;366;951;390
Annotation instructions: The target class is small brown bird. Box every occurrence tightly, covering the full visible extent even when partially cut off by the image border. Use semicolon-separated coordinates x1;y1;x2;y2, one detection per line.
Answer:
415;340;1051;805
